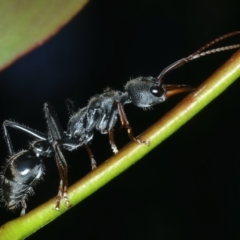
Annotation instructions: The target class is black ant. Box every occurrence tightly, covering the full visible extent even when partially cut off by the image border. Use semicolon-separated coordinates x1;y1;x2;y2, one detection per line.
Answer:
1;31;239;216
66;31;240;155
0;104;74;215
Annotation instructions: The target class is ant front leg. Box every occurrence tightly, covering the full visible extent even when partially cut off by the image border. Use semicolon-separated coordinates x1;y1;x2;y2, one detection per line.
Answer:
117;102;150;146
107;101;149;153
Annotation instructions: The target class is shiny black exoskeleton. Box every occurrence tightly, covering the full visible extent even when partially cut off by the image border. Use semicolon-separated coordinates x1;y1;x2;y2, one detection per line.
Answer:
67;78;192;155
66;32;240;157
0;140;50;216
0;104;73;215
1;32;239;216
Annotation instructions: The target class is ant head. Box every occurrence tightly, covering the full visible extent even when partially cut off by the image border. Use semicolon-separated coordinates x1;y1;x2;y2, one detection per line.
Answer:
125;77;193;108
125;31;240;108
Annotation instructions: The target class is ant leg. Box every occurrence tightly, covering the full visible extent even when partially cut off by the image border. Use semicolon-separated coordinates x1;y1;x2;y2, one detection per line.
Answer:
85;144;97;169
61;138;96;170
20;199;27;216
105;101;149;153
44;103;71;210
53;145;71;211
104;101;120;153
108;128;118;154
3;120;47;140
3;120;47;156
3;120;14;156
117;103;150;146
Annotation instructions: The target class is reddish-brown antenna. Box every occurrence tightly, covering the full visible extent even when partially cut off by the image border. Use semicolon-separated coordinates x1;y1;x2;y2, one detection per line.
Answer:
157;31;240;82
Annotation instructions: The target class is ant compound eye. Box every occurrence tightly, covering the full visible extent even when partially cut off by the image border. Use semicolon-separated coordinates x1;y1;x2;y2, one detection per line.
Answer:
150;86;164;97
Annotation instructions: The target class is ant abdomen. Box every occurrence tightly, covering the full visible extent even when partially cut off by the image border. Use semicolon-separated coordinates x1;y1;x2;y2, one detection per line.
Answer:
1;150;45;215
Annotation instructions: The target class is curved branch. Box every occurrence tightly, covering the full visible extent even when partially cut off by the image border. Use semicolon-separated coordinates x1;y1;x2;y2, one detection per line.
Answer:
0;50;240;240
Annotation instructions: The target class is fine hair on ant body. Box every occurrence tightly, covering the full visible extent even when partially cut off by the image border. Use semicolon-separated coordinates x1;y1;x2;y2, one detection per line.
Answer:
66;31;240;155
1;31;239;216
0;104;73;215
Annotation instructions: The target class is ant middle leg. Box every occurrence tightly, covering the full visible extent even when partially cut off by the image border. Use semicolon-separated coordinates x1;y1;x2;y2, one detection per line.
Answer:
66;99;97;170
20;199;27;216
84;144;97;169
108;128;118;154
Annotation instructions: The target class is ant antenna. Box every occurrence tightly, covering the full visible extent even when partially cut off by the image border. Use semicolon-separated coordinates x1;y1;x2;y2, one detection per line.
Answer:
157;31;240;82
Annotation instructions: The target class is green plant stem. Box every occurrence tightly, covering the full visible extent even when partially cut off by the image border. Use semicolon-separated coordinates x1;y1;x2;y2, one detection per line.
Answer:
0;50;240;239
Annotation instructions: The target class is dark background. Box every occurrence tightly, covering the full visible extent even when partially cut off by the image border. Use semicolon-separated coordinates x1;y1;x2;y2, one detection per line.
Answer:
0;0;240;239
